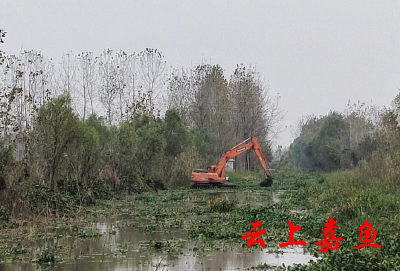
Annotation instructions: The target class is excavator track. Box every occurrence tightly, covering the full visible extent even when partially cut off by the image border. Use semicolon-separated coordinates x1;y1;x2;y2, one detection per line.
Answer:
191;182;236;189
192;183;212;189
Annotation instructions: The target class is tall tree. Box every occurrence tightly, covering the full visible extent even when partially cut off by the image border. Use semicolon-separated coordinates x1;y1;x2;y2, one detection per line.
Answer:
58;52;76;98
33;95;79;190
98;49;118;126
138;48;167;114
76;52;98;119
167;68;195;125
229;65;277;170
191;64;232;155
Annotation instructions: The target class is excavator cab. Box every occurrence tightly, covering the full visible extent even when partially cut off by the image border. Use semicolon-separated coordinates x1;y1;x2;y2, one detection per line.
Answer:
190;137;273;188
191;167;235;188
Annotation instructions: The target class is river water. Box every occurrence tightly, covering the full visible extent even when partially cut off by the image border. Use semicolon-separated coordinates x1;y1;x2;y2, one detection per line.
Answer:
0;191;316;271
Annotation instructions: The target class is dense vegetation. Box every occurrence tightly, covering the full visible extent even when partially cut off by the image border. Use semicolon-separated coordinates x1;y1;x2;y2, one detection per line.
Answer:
277;93;400;269
0;30;280;219
283;171;400;271
283;100;398;174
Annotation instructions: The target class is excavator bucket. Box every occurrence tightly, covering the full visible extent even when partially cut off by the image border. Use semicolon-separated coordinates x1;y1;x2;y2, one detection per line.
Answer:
260;176;273;187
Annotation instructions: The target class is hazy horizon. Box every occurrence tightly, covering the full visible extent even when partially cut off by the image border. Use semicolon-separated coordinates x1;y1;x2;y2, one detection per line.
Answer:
2;0;400;147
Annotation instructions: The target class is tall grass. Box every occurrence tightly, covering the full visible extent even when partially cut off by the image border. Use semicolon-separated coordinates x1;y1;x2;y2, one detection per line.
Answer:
284;170;400;270
300;170;400;232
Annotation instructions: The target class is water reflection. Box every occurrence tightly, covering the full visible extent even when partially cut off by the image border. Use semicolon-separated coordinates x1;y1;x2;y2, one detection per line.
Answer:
1;246;315;271
0;191;315;271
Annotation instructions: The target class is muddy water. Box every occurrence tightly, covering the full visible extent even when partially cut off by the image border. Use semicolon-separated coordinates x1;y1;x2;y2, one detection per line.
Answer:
3;249;314;271
0;191;316;271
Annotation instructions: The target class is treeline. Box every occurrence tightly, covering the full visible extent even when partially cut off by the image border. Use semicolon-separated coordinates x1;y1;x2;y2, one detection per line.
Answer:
0;30;281;219
0;95;210;217
168;64;283;170
284;97;400;183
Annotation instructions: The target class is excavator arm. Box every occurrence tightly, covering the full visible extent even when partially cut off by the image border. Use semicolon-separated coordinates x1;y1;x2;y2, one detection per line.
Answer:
191;137;272;187
214;137;272;177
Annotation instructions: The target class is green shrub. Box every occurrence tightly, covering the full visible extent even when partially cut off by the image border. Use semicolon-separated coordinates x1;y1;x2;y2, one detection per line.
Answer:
0;203;9;227
209;199;236;212
32;248;55;264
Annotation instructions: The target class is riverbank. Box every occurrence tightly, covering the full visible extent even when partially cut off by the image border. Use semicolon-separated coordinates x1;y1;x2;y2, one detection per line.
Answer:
280;171;400;271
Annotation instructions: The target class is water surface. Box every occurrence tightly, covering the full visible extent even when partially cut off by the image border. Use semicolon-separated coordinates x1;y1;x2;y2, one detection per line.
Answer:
0;191;315;271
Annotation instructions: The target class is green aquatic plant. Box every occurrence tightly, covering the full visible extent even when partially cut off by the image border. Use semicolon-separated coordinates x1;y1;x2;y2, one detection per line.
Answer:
247;262;276;270
148;239;184;253
32;247;55;264
75;229;102;238
11;243;27;255
208;198;237;212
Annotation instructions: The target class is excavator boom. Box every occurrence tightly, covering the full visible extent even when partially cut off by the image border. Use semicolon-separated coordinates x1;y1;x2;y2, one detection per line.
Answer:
191;137;272;188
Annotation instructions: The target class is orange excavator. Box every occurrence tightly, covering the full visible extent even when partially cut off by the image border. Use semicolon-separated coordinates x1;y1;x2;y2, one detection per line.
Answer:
191;137;273;188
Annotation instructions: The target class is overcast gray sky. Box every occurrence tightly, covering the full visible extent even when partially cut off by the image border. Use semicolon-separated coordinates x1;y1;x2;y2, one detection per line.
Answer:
1;0;400;147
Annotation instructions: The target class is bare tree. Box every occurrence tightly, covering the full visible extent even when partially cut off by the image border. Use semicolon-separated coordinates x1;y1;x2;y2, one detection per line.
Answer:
76;52;98;119
58;52;77;105
344;101;378;149
0;50;54;160
98;49;118;126
124;52;156;119
167;67;196;125
138;48;167;114
126;52;138;114
113;50;131;122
